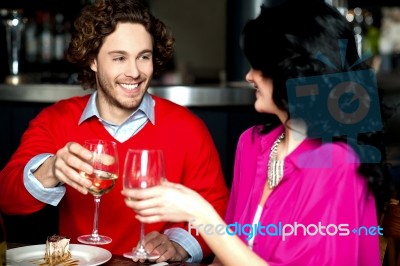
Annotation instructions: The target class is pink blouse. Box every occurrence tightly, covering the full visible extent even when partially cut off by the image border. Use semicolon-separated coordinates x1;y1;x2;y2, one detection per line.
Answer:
225;125;380;265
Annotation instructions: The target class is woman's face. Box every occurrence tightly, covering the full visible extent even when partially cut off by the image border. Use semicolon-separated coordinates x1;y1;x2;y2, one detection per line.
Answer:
246;68;280;115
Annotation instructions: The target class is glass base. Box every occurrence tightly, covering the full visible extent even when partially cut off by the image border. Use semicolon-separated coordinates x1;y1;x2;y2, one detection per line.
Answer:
123;248;160;260
77;234;112;245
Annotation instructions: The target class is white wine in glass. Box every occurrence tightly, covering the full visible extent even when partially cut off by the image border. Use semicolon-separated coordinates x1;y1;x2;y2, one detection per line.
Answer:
123;149;165;260
77;139;119;245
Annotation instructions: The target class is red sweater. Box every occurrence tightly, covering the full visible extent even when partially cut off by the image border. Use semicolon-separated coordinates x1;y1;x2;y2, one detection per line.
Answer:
0;94;229;256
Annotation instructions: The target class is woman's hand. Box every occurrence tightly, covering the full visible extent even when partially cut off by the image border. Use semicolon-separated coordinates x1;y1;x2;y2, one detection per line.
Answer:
122;182;269;266
122;181;212;224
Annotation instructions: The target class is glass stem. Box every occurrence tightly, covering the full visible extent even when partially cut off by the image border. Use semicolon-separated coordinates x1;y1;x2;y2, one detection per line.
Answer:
91;195;101;239
139;222;146;252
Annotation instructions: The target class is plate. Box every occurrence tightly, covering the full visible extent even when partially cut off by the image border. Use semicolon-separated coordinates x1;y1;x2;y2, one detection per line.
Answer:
6;244;112;266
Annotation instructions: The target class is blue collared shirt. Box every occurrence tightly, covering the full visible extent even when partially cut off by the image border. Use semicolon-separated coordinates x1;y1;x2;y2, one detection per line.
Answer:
23;91;202;262
78;91;155;142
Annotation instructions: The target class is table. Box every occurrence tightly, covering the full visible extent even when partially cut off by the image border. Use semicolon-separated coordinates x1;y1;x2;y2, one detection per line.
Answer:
7;243;208;266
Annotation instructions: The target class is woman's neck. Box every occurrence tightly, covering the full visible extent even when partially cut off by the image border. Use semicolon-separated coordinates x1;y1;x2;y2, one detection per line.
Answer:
278;118;307;160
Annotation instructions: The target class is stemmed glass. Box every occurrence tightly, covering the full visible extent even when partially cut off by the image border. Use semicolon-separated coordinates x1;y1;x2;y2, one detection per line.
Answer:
77;139;119;245
123;149;165;260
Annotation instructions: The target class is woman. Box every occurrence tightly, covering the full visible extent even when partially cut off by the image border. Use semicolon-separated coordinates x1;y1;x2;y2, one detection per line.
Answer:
122;0;386;265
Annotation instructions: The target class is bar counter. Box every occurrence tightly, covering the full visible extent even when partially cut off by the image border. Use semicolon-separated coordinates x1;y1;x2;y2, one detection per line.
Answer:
1;69;400;102
0;84;256;106
0;71;399;105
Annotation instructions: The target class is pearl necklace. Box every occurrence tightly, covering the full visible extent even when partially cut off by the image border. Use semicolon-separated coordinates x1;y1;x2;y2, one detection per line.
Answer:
267;132;285;189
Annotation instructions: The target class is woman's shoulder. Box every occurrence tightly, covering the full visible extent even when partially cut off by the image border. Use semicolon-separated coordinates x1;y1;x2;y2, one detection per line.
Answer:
319;141;359;163
238;124;283;143
289;139;360;171
290;141;365;194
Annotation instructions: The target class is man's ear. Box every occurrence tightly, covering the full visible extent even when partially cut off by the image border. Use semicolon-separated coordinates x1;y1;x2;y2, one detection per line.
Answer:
90;58;98;72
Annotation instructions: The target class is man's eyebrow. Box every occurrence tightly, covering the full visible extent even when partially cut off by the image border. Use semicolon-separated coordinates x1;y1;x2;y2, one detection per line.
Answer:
107;49;153;55
108;50;128;55
139;49;153;54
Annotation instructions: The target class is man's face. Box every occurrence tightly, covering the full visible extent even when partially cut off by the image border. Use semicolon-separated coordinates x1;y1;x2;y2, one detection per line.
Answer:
91;22;153;123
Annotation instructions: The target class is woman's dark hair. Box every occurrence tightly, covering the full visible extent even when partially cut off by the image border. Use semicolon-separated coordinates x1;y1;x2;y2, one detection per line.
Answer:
67;0;174;90
242;0;392;210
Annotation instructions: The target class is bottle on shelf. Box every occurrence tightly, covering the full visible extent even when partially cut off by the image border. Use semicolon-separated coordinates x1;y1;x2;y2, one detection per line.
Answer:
39;11;53;63
53;13;66;61
24;15;38;63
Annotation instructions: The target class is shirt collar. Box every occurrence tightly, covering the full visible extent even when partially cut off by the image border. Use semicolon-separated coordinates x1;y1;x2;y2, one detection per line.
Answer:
78;91;155;125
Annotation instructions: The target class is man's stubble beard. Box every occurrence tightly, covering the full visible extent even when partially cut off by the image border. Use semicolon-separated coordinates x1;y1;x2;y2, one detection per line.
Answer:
97;73;144;112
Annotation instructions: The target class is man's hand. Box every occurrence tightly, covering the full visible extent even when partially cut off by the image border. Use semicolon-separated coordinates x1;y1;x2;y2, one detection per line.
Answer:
135;231;189;263
34;142;93;194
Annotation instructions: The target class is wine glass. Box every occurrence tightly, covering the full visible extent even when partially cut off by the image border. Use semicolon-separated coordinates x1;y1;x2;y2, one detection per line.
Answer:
77;139;119;245
123;149;165;260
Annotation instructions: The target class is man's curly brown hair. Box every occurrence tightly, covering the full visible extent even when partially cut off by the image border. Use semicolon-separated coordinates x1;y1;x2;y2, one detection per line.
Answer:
66;0;175;90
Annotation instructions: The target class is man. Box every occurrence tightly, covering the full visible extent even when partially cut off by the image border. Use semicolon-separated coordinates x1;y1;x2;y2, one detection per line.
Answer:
0;0;229;263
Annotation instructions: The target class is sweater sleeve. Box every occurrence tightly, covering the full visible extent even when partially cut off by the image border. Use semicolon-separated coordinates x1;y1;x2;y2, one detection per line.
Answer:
0;98;83;215
0;105;65;214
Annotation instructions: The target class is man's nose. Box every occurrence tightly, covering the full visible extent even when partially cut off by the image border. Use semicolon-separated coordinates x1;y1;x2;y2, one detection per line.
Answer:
125;60;140;78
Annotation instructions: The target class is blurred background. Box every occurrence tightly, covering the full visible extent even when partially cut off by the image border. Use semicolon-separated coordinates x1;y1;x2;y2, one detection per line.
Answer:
0;0;399;85
1;1;400;264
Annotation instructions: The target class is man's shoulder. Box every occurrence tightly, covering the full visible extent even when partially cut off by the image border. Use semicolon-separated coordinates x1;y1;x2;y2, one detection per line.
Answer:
152;94;188;110
33;94;90;124
45;94;90;113
55;94;90;107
